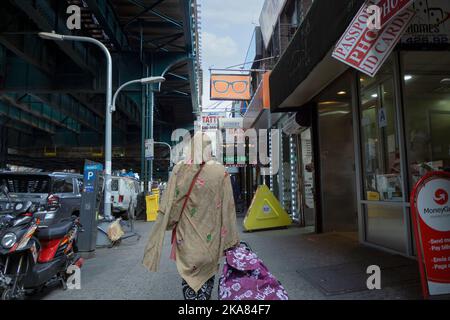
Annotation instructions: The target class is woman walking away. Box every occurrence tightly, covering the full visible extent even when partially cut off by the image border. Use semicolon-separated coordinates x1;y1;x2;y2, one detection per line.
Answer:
143;132;240;300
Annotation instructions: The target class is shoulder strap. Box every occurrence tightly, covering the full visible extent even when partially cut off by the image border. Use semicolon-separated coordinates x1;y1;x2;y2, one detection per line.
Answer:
180;163;205;215
170;163;205;261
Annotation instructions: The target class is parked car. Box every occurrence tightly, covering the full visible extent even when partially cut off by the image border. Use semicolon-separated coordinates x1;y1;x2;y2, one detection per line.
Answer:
111;176;140;219
0;172;83;226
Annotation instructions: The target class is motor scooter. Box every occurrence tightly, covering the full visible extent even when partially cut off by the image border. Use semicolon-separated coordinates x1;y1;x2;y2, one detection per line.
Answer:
0;184;83;300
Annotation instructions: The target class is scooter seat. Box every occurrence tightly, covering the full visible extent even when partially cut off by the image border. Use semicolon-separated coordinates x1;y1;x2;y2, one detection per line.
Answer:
37;220;73;240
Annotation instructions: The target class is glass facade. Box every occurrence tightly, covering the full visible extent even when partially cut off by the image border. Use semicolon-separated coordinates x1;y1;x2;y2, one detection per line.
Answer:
359;59;403;203
355;50;450;255
402;51;450;189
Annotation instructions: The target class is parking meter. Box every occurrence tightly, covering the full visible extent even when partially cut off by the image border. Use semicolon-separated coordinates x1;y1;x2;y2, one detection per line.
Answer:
78;160;104;256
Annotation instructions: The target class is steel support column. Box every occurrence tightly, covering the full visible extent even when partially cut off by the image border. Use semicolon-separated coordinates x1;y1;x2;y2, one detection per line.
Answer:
148;88;155;185
140;52;189;190
142;62;155;191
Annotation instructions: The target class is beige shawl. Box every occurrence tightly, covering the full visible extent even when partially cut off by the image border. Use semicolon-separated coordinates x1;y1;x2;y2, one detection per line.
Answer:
142;158;239;292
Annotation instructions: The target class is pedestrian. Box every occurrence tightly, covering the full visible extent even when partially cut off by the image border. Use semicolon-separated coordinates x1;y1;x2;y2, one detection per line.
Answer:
142;132;240;300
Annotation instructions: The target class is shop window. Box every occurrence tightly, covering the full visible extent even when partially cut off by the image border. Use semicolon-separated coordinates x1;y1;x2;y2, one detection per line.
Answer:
359;59;403;202
402;51;450;190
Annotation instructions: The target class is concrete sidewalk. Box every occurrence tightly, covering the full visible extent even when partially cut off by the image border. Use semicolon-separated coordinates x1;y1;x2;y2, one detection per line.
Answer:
38;219;422;300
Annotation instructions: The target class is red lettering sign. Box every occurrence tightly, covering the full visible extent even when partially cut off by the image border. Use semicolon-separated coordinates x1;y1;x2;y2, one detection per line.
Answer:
411;172;450;299
375;0;414;29
332;2;415;77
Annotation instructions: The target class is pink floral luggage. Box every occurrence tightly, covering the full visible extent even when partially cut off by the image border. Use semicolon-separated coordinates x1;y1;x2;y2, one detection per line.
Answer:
218;243;289;300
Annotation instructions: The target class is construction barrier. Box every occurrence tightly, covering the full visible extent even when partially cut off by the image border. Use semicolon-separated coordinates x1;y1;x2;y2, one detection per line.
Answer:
243;185;292;232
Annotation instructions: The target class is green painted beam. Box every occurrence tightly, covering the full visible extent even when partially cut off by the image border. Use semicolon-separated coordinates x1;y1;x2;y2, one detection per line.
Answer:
12;0;99;75
31;93;103;133
179;0;200;115
84;0;130;51
0;54;95;94
1;54;142;125
3;93;80;133
0;99;56;134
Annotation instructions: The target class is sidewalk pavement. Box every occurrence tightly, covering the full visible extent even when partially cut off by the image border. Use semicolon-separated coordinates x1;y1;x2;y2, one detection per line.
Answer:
39;218;423;300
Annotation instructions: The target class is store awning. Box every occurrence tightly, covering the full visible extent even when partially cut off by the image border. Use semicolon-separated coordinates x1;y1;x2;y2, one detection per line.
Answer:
243;72;275;129
269;0;364;112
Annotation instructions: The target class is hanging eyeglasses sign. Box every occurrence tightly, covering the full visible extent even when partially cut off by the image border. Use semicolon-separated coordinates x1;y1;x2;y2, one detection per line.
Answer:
210;73;252;101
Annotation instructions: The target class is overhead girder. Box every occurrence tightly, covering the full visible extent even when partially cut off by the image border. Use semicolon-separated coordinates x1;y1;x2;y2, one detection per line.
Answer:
0;48;142;126
178;0;200;115
122;0;166;30
124;0;183;29
2;0;200;173
83;0;130;51
11;0;99;75
4;119;34;136
166;72;189;81
1;93;80;133
30;93;103;133
125;20;183;31
1;2;144;127
0;98;56;134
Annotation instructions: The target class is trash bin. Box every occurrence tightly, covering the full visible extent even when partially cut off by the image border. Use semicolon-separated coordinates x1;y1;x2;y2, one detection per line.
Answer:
152;188;160;204
146;194;159;222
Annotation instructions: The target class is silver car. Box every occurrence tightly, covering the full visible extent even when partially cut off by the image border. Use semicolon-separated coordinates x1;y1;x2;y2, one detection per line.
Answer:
0;172;83;226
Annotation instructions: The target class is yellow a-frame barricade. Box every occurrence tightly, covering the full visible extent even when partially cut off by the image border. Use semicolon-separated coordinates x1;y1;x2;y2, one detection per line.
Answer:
243;185;292;232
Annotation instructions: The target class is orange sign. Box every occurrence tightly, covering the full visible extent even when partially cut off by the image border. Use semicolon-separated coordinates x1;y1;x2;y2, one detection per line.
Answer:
210;74;252;101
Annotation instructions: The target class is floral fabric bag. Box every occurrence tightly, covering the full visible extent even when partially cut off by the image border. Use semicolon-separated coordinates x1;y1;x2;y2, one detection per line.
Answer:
218;243;289;300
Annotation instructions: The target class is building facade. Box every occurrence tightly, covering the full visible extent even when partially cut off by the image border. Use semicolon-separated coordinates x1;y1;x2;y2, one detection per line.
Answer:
243;0;450;257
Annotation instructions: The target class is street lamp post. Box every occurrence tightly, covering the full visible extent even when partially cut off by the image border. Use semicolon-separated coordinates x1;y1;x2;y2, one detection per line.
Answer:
38;32;165;222
112;77;165;193
111;77;165;112
154;142;172;164
39;32;115;221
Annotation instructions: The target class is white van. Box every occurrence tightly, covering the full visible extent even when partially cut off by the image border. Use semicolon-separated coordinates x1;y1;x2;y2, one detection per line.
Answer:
111;176;140;219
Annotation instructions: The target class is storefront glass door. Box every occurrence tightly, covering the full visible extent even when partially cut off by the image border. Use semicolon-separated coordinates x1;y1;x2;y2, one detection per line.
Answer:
359;58;407;253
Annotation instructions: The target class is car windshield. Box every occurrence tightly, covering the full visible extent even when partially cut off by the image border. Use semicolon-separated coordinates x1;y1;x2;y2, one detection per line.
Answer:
0;174;51;194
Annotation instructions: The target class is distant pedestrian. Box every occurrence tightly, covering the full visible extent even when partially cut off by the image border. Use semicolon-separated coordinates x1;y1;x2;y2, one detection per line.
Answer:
143;132;239;300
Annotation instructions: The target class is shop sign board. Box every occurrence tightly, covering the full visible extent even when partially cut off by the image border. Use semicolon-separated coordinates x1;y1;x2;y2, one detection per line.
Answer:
371;0;414;29
410;172;450;298
210;74;252;101
201;113;225;131
401;0;450;45
332;3;416;77
219;118;244;129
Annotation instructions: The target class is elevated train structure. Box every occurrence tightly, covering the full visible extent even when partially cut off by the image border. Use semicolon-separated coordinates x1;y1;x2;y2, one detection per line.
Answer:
0;0;202;184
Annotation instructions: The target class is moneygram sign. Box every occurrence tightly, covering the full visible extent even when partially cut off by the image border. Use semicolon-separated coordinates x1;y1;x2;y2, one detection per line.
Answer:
332;0;415;77
411;172;450;298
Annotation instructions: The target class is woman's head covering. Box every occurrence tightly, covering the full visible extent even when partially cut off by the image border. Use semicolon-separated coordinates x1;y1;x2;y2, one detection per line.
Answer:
185;132;213;164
